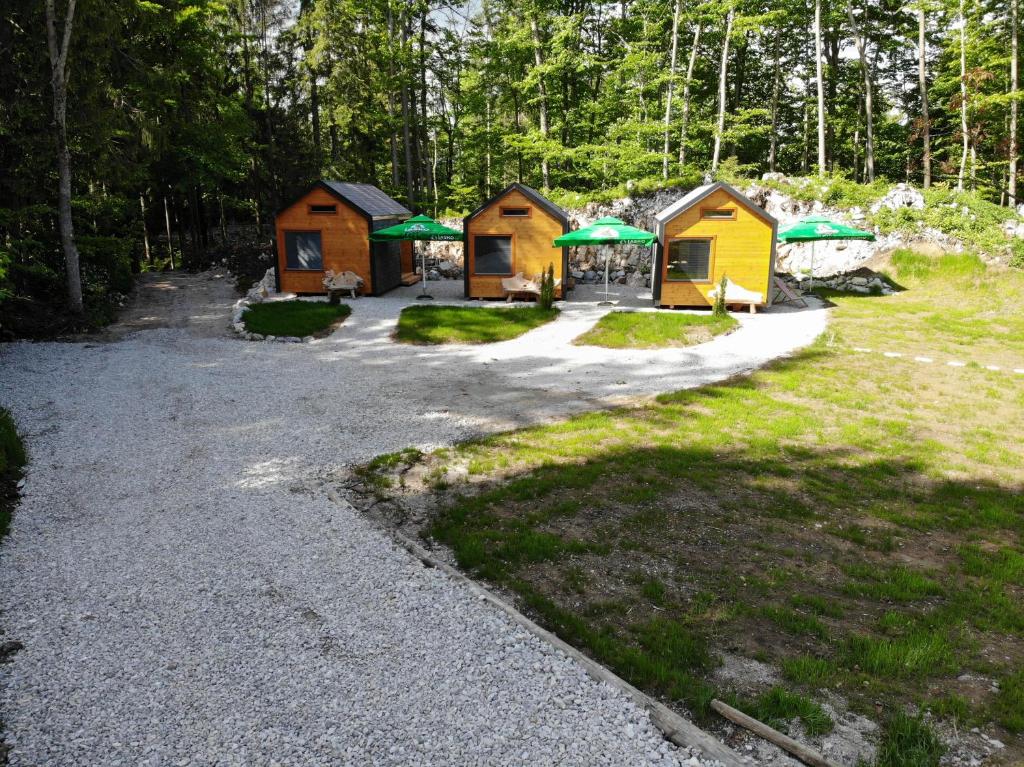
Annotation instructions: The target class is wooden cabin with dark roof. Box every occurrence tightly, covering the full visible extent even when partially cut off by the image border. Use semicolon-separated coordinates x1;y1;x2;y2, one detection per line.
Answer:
462;183;569;300
653;182;778;309
275;181;414;296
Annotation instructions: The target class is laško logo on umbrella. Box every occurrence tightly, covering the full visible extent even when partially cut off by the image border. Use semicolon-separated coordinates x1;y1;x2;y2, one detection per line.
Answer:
407;223;429;232
592;226;620;239
814;224;839;235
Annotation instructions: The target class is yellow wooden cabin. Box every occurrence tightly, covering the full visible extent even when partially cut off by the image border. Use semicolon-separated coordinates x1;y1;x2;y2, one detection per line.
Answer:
275;181;414;296
653;182;777;308
463;183;569;299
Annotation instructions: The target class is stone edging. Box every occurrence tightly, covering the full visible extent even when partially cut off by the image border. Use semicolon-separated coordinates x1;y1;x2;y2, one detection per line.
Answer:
230;270;317;344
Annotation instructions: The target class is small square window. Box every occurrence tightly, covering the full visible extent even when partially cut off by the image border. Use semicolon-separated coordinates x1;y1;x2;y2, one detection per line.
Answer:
474;235;513;275
309;204;337;214
500;207;530;217
701;208;735;220
666;239;712;281
284;231;323;270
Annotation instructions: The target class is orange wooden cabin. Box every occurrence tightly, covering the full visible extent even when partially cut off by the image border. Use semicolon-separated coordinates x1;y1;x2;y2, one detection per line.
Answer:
275;181;414;296
653;182;778;308
462;183;569;299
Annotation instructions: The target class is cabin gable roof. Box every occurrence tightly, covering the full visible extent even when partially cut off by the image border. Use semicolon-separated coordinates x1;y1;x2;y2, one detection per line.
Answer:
465;182;569;226
654;182;777;227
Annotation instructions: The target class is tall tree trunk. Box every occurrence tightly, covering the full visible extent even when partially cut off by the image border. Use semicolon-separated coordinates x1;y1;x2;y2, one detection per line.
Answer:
918;5;931;188
662;0;682;180
846;3;874;182
814;0;827;177
768;28;781;172
530;15;550;188
163;194;174;267
387;6;400;189
45;0;82;314
140;193;151;265
711;8;734;173
310;74;321;169
957;0;969;192
1010;0;1019;205
678;21;702;169
400;13;415;207
419;9;431;204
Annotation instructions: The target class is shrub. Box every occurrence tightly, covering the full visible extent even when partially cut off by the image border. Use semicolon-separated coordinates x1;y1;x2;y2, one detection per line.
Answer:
712;274;728;317
539;263;556;310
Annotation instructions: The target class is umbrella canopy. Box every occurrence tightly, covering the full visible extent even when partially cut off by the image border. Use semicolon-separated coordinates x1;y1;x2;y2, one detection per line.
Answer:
553;216;656;247
368;214;462;242
777;215;876;243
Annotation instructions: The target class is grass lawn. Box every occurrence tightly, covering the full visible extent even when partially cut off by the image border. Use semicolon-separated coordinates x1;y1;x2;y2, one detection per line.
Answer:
358;250;1024;764
395;304;559;345
242;300;351;338
574;310;738;348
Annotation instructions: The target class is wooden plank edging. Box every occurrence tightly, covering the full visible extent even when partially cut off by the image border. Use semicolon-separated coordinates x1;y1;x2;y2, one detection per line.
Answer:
710;699;842;767
325;489;749;766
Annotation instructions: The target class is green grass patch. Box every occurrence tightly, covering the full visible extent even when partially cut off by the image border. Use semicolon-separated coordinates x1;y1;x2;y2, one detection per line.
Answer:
242;300;351;337
741;686;834;737
395;305;559;345
760;606;830;639
840;631;957;679
781;656;837;687
994;670;1024;733
874;711;946;767
574;310;737;349
0;408;26;542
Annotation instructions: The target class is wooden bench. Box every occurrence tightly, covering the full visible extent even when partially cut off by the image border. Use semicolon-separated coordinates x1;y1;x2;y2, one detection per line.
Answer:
322;270;364;302
708;278;764;314
501;272;561;302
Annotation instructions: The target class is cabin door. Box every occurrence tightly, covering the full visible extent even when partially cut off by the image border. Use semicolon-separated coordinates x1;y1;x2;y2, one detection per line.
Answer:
369;220;403;295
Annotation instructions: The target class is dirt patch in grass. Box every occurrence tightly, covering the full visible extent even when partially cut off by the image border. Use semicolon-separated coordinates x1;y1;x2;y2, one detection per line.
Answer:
573;310;738;348
394;305;559;345
343;256;1024;766
242;300;351;338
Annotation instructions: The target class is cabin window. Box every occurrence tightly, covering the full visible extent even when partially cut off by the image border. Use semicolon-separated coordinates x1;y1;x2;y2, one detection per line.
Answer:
500;207;531;218
666;239;712;282
284;231;323;270
701;208;735;220
309;204;337;214
473;235;513;275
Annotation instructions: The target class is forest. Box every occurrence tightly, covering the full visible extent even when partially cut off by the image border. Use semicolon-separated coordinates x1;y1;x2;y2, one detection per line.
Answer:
0;0;1019;333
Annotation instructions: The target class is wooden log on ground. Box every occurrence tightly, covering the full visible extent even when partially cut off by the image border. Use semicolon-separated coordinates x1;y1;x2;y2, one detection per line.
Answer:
710;699;842;767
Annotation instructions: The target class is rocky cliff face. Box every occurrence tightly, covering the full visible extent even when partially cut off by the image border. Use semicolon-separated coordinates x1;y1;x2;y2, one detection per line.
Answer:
422;176;1019;285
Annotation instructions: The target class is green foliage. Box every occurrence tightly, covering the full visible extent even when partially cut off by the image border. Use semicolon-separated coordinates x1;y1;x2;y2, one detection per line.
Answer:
395;305;559;345
242;301;351;338
0;408;27;542
574;311;736;349
539;263;556;310
741;686;834;737
874;712;945;767
994;670;1024;733
712;275;728;318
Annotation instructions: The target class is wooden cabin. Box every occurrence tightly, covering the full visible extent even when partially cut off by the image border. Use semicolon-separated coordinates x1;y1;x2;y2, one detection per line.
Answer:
653;182;778;308
275;181;415;296
462;183;569;299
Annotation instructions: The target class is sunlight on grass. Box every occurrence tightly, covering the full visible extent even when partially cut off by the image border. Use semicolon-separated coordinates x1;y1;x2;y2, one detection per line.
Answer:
362;249;1024;748
394;305;558;344
242;300;350;337
573;310;737;348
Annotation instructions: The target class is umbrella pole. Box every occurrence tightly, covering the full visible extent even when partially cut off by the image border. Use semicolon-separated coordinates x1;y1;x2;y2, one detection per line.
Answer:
417;241;433;300
599;247;613;306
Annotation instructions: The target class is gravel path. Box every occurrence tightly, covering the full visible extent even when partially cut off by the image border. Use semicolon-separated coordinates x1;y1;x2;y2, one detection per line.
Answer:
0;274;827;766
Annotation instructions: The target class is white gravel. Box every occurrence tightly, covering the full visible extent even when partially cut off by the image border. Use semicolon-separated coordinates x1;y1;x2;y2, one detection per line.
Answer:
0;274;826;766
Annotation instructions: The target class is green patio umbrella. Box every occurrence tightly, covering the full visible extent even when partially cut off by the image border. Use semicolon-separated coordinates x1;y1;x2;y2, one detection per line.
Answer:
777;216;875;292
369;214;463;300
553;216;657;304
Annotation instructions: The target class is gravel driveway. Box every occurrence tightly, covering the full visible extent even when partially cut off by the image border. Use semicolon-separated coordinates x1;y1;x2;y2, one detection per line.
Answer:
0;273;827;766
